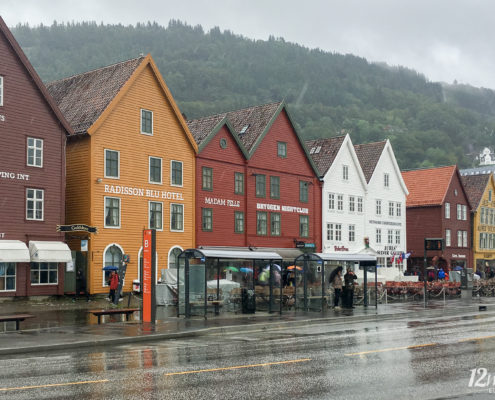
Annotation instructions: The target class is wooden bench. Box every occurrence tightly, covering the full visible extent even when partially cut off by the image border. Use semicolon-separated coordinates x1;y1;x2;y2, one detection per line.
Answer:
0;314;34;331
88;308;139;324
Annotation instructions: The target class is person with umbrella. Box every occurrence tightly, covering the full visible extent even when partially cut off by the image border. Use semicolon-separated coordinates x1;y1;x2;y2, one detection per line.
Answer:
108;270;119;302
329;266;343;310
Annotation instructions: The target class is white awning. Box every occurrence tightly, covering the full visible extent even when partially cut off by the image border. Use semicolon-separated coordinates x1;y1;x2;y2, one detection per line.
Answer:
29;241;72;263
314;252;377;262
0;240;30;262
197;249;282;260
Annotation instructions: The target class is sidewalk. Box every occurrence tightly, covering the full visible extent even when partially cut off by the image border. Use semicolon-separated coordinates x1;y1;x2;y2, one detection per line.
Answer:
0;295;493;356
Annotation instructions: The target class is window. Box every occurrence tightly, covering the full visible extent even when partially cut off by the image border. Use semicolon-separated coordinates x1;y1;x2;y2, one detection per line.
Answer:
376;199;382;215
376;228;382;244
0;263;15;291
349;225;355;242
329;193;335;210
27;138;43;167
168;247;182;269
149;201;163;230
334;223;341;241
104;197;120;228
235;172;244;195
104;149;119;178
26;188;44;220
445;229;451;247
349;196;355;212
234;211;244;233
171;204;184;231
481;208;486;224
384;173;389;187
271;213;281;236
388;230;393;244
202;167;213;190
257;212;267;235
462;205;467;221
457;230;462;247
255;174;266;198
357;197;363;213
270;176;280;199
202;208;212;231
30;262;58;285
327;223;334;241
149;157;162;184
342;165;349;181
445;202;450;219
300;181;308;203
480;233;486;249
141;109;153;135
490;190;493;202
277;141;287;158
457;204;462;220
389;201;395;217
396;202;402;217
171;161;183;186
395;230;401;244
463;231;467;247
104;245;122;286
0;76;3;106
300;216;309;238
337;194;343;211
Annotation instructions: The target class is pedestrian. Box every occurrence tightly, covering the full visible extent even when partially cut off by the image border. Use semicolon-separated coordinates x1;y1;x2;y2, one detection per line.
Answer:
438;268;445;280
73;269;90;302
108;270;119;302
343;267;357;308
329;266;343;310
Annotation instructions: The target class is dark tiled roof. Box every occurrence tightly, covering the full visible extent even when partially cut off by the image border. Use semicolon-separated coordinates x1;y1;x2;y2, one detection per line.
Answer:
354;141;386;182
188;102;282;152
461;174;490;210
305;136;346;177
46;57;145;135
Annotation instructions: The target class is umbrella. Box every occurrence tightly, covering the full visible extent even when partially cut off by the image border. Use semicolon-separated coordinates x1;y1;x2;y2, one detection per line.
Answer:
454;266;463;271
224;266;239;272
240;267;253;273
264;264;281;271
103;265;119;271
287;265;302;271
426;266;435;270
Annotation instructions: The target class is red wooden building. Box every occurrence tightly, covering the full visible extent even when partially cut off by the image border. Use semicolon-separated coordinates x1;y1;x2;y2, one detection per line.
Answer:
0;17;72;297
187;101;322;259
402;165;472;273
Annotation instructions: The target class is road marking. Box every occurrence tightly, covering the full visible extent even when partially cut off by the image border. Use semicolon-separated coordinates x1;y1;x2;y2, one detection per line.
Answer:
164;358;311;376
0;379;109;392
458;334;495;343
345;343;437;356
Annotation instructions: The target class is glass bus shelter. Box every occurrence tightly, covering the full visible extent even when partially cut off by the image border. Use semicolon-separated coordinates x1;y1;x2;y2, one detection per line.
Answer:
177;249;283;318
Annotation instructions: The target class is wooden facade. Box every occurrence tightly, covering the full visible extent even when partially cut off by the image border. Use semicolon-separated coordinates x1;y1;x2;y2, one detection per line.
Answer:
0;17;72;296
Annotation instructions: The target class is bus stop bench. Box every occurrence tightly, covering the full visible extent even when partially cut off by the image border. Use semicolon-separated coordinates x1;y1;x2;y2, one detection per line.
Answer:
88;308;139;324
0;314;34;330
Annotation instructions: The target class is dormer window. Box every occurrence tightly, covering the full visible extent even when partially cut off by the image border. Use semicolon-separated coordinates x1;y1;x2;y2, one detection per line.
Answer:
239;124;249;134
277;142;287;158
141;109;153;135
342;165;349;181
384;173;389;187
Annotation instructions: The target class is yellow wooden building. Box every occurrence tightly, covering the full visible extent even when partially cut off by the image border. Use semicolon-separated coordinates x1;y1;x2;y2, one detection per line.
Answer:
47;55;197;294
461;173;495;274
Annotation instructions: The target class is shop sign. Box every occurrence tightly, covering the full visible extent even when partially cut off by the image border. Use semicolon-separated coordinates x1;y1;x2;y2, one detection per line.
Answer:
369;219;402;226
452;254;466;259
104;184;183;200
57;224;98;233
204;197;240;207
257;203;309;214
478;225;495;232
334;245;349;251
377;245;398;256
0;171;30;181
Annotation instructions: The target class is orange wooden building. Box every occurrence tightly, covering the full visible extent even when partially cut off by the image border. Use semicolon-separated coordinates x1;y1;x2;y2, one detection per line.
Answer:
47;55;197;294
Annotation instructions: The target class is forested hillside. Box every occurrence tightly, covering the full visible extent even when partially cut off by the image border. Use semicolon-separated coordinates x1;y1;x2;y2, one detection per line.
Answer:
10;20;495;169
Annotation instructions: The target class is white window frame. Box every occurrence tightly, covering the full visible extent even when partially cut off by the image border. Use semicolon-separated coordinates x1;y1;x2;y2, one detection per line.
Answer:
389;201;395;217
170;160;183;187
335;223;342;241
446;229;451;246
27;137;43;168
104;149;120;179
170;203;184;232
457;230;462;247
26;188;44;221
0;262;16;292
376;228;382;244
0;76;3;106
140;108;153;135
30;262;58;285
357;197;363;213
457;204;462;220
104;196;121;229
463;230;467;247
349;196;355;212
387;229;393;244
149;201;163;231
445;202;450;219
337;194;344;211
376;199;382;216
327;223;334;241
462;205;467;221
349;225;355;242
149;156;162;184
384;173;389;188
395;230;401;244
102;243;124;287
328;193;335;210
342;165;349;181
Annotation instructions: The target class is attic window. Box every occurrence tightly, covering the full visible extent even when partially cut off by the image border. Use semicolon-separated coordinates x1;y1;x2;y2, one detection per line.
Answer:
310;147;316;154
315;146;321;154
239;125;250;134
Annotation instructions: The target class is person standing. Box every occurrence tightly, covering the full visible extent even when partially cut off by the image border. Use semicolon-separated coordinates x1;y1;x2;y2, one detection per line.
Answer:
343;267;357;308
330;266;343;310
73;269;90;302
108;270;119;302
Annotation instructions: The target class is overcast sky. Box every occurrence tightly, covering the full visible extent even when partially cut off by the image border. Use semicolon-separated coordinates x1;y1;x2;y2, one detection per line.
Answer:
2;0;494;89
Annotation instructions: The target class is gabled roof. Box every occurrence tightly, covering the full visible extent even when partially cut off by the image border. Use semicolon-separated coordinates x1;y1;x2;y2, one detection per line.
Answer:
354;141;387;183
305;136;346;177
461;173;492;210
0;16;73;136
402;165;457;207
46;56;145;135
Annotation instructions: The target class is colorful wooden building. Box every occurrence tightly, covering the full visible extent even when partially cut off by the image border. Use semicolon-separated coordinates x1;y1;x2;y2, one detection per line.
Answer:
460;173;495;274
402;165;472;273
187;102;322;259
47;55;197;295
0;16;73;297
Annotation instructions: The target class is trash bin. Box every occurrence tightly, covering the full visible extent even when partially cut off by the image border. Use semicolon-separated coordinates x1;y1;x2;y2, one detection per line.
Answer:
132;280;140;293
241;288;256;314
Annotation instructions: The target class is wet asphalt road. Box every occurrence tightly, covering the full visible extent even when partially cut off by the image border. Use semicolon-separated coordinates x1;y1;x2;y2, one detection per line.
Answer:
1;307;495;399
